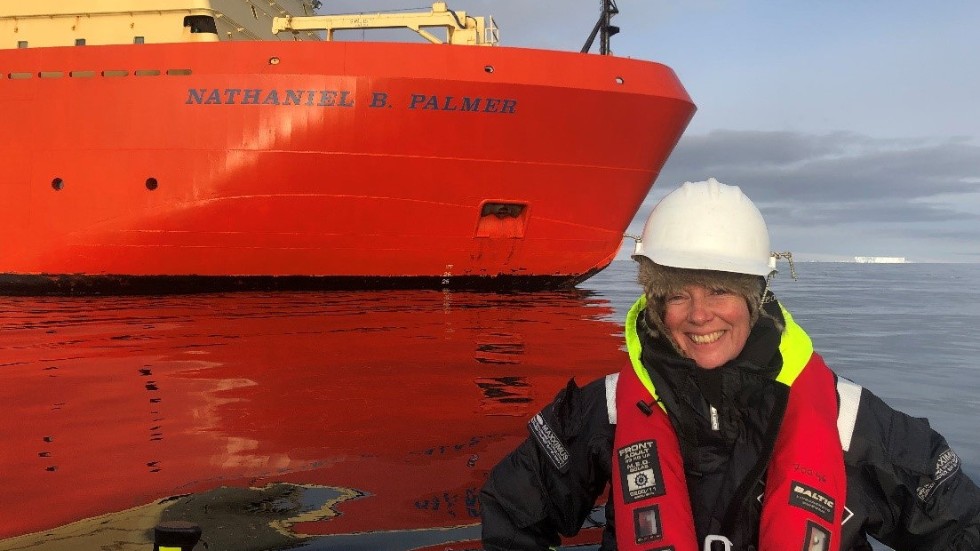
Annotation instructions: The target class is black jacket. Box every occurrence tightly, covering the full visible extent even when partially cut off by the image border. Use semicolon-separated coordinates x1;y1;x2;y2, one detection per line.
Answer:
479;301;980;550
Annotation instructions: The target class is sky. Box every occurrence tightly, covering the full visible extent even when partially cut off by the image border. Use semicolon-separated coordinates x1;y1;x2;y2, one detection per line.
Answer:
325;1;980;263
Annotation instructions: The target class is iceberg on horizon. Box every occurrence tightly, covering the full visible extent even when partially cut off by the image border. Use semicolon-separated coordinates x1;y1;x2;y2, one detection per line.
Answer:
853;256;908;264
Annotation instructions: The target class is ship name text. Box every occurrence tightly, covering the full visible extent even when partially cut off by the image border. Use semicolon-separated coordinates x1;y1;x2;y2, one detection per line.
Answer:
187;88;354;107
186;88;518;114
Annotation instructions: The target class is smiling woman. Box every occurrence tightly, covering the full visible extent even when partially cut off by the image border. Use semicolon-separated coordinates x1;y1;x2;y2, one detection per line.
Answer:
479;178;980;551
633;179;772;370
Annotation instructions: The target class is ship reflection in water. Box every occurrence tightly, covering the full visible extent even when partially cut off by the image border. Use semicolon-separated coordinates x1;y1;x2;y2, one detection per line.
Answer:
0;290;624;550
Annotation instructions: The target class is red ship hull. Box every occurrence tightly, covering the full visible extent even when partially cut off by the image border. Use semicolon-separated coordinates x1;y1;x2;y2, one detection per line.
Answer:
0;41;693;291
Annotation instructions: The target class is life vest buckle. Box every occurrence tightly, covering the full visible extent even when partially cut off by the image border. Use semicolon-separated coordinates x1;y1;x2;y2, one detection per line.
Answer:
703;534;733;551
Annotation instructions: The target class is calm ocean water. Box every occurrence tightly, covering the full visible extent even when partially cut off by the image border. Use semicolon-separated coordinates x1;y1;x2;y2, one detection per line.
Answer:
0;261;976;550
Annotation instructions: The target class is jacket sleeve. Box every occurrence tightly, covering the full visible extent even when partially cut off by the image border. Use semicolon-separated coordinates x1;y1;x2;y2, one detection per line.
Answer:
479;378;614;551
845;386;980;550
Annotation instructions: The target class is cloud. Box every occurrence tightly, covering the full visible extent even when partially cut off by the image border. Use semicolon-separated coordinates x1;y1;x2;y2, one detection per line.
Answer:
629;131;980;262
656;131;979;201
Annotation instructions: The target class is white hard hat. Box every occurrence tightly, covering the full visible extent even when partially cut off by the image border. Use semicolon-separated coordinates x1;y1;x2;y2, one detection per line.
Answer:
632;178;774;276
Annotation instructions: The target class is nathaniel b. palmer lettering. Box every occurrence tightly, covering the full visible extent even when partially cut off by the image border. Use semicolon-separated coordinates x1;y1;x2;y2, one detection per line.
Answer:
186;88;355;106
186;88;518;114
406;94;517;113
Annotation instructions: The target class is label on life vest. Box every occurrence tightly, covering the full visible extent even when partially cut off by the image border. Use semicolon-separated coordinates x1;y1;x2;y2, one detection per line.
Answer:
632;504;663;544
789;481;835;523
803;520;831;551
617;440;665;503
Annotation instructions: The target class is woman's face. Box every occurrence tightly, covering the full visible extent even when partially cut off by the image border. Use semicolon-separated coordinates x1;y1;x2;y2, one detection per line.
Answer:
662;284;751;369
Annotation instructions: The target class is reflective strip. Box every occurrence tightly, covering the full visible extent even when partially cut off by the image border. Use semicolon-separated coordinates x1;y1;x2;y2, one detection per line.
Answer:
836;377;862;452
605;372;619;425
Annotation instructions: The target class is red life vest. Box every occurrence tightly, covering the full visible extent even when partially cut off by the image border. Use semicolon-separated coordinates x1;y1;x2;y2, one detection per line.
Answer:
612;298;846;551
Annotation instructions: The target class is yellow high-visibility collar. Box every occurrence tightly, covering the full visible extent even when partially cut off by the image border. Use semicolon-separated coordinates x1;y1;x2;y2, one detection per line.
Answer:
624;295;814;409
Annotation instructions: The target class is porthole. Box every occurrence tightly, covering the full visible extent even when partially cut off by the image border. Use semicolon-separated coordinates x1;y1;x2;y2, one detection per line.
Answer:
145;177;158;191
615;76;624;84
484;65;494;74
52;178;64;191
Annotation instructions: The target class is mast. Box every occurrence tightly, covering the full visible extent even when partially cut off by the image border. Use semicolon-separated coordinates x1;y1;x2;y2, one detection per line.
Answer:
599;0;620;55
581;0;620;55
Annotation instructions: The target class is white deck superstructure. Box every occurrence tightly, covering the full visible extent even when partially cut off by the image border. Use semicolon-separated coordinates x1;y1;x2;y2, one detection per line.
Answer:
0;0;320;49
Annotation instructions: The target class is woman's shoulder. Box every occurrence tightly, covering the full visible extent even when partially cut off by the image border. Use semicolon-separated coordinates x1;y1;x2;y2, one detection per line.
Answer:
545;373;619;414
534;373;622;437
842;382;956;475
